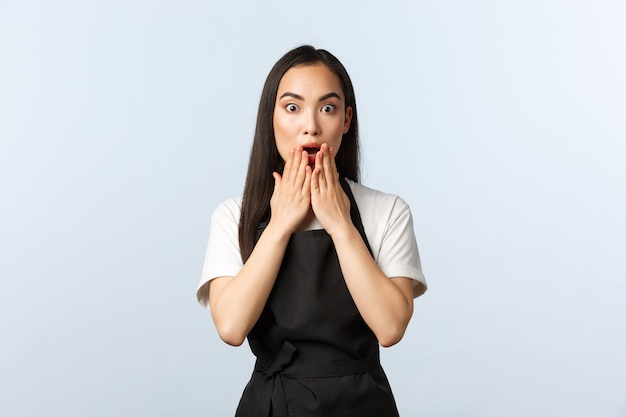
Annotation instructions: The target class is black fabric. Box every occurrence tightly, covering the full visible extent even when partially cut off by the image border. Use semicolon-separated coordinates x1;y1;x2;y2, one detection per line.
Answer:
235;177;399;417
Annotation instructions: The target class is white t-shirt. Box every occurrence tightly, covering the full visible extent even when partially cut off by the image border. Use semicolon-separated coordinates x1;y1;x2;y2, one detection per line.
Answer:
197;179;427;308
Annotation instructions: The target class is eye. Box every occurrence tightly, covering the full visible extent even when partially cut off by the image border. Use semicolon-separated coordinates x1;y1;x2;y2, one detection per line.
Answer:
285;103;299;112
321;104;336;113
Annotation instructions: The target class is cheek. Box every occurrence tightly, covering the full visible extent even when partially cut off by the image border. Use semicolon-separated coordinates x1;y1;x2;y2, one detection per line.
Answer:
328;119;346;141
273;113;292;161
273;113;292;138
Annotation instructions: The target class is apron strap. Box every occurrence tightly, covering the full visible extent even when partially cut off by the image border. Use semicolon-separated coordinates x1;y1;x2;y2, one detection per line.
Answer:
252;341;296;416
255;341;297;377
338;176;374;256
253;341;381;416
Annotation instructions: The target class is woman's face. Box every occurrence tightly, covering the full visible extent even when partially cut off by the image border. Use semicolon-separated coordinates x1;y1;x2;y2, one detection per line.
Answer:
273;63;352;166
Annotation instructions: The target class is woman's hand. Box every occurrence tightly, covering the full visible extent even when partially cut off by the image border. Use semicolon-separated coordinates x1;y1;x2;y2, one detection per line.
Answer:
311;143;413;347
270;145;312;234
311;143;352;237
209;146;312;346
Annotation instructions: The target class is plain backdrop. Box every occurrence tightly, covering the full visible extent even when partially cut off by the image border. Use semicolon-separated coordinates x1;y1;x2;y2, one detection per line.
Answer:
1;1;625;416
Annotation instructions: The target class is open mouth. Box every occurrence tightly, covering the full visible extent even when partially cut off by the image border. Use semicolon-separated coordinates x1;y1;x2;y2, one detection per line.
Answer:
303;146;320;155
303;145;320;165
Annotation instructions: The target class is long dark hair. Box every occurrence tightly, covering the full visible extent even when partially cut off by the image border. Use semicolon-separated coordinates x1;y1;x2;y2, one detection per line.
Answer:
239;45;361;262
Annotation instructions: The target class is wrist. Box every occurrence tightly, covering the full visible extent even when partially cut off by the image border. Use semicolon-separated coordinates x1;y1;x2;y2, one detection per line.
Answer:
327;221;359;244
262;220;294;243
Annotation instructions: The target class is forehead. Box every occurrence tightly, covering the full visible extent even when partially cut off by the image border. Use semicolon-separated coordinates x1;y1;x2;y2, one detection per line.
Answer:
277;64;344;98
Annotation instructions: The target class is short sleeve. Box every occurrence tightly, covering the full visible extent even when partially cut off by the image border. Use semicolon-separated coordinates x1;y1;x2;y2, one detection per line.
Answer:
377;197;427;298
348;180;427;298
196;198;244;309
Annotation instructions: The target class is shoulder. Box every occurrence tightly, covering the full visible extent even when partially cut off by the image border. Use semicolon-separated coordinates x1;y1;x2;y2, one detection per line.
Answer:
345;179;411;216
211;196;243;224
345;178;415;249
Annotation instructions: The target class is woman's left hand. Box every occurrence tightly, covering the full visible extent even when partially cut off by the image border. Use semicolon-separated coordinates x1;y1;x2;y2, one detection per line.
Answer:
310;143;352;237
312;143;415;347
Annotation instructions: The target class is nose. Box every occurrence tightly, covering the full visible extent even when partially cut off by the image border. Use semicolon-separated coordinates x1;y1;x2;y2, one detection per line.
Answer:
303;110;320;136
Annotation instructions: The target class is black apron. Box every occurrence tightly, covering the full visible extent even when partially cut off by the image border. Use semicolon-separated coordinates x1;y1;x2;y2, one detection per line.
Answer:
235;177;400;417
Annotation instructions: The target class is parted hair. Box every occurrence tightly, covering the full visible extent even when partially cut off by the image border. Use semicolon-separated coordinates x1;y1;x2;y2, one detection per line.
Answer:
238;45;361;262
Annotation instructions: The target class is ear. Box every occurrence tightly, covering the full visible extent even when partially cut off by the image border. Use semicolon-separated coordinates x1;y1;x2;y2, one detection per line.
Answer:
343;106;353;134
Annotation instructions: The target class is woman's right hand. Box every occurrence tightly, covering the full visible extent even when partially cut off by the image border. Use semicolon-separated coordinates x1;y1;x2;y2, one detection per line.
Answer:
209;147;312;346
270;146;312;234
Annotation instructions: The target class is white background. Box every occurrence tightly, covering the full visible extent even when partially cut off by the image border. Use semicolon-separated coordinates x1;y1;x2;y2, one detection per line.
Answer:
1;1;625;416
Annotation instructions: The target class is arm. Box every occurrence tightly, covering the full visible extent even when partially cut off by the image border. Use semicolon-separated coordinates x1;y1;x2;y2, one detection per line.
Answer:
311;144;416;347
208;223;290;346
208;147;312;346
332;228;415;347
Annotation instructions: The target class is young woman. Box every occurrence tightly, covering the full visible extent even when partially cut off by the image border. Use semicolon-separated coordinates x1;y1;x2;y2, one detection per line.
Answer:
197;45;427;417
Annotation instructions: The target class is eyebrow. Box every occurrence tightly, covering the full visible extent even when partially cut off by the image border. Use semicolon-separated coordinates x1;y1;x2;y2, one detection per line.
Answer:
279;91;342;101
